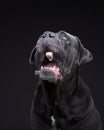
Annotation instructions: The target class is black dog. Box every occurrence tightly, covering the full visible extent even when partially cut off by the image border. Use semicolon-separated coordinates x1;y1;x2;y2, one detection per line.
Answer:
29;31;102;130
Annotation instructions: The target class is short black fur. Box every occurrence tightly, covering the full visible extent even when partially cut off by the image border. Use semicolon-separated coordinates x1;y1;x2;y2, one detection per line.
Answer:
29;31;102;130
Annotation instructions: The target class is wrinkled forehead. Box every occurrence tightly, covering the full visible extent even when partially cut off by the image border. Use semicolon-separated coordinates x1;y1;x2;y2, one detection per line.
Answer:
36;31;79;48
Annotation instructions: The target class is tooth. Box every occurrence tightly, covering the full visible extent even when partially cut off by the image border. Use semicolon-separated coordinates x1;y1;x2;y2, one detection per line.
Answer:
57;68;59;71
46;52;53;61
53;66;56;69
41;66;43;70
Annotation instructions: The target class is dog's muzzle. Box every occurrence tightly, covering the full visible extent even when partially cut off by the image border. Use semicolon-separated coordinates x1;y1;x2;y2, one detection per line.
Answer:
35;50;63;83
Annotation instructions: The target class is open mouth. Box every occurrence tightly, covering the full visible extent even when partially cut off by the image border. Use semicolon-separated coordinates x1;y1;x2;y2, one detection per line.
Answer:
35;51;63;81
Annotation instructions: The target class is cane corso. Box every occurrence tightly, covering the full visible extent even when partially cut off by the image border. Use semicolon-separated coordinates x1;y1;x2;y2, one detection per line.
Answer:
29;31;102;130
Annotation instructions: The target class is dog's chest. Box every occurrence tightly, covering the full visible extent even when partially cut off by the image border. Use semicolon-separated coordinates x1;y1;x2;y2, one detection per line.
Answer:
51;115;56;126
49;101;58;126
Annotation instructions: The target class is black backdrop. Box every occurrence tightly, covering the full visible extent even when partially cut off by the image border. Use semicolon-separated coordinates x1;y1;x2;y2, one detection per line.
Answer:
0;1;104;130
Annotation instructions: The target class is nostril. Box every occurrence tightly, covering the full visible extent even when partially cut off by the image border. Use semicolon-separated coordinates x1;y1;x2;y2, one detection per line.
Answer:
49;33;55;38
42;32;55;38
42;33;46;38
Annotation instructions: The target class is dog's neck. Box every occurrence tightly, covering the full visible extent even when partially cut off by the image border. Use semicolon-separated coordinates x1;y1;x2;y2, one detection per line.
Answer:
56;68;79;106
41;68;79;116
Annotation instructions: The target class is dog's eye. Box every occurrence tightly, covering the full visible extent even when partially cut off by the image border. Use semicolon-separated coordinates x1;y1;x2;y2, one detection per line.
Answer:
63;36;67;40
62;36;70;44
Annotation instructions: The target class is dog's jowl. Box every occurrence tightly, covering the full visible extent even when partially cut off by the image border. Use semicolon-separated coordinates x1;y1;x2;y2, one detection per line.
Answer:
29;31;103;130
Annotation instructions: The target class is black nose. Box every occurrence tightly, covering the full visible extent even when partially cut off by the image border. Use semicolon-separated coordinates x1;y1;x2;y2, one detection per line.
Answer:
42;31;55;38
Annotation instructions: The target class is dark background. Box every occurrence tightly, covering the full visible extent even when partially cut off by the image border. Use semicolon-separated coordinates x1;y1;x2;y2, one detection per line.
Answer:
0;1;104;130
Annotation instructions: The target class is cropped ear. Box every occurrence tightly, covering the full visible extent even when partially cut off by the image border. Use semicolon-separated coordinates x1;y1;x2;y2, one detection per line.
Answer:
29;46;36;64
77;37;93;65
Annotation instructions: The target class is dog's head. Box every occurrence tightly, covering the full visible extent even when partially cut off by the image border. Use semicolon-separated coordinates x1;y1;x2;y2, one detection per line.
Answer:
29;31;93;84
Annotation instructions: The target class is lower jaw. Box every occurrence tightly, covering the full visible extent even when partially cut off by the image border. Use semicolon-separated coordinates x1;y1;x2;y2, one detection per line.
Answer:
41;78;58;85
35;68;63;80
35;71;62;86
40;71;59;84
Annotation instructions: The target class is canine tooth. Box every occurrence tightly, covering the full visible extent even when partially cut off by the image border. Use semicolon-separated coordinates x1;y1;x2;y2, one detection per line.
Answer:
53;66;56;69
41;66;43;69
57;68;59;71
46;52;53;61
